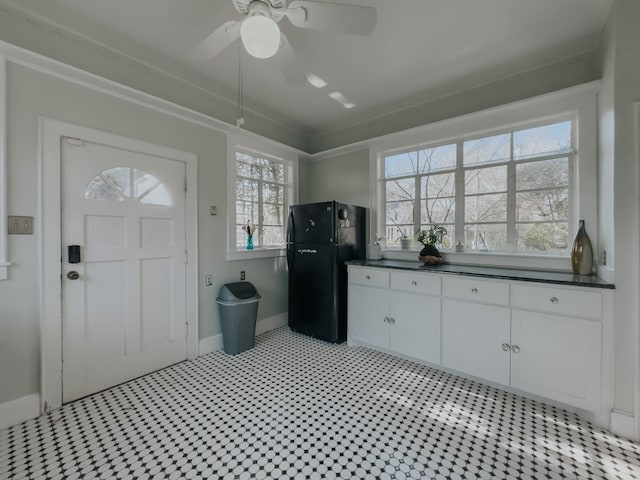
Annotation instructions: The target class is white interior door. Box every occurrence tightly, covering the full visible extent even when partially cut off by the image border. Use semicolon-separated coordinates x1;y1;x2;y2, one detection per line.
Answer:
61;138;187;402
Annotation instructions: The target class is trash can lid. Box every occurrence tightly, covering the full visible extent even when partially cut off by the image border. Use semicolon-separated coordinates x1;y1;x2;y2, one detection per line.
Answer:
218;281;260;301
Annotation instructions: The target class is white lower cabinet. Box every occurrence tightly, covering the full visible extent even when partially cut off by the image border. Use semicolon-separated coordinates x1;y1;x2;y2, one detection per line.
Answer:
510;309;601;410
348;267;441;364
442;299;511;385
348;265;608;416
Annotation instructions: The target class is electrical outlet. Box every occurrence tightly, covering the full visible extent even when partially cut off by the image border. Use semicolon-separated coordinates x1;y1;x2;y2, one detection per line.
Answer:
240;271;245;281
205;274;213;286
8;216;34;234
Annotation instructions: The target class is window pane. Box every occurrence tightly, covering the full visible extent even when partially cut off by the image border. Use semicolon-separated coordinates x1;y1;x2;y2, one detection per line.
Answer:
514;121;571;160
236;201;258;226
421;198;455;225
85;176;124;202
384;151;419;178
463;133;510;166
516;158;568;190
103;167;131;197
262;203;284;225
262;226;284;247
465;166;507;194
262;161;284;182
516;189;568;222
236;225;247;248
386;178;415;202
386;201;413;225
465;193;507;222
133;169;160;198
464;223;507;250
140;184;172;206
262;183;284;204
419;144;456;173
516;223;568;252
236;179;258;202
421;172;455;198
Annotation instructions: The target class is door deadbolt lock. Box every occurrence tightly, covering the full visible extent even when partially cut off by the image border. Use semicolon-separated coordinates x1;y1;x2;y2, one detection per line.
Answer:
67;271;80;280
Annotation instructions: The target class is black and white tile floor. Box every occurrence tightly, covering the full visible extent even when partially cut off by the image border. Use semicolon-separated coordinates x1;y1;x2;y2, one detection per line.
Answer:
2;327;640;479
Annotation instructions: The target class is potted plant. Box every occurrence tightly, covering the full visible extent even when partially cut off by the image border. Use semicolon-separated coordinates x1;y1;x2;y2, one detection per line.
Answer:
416;224;447;265
398;229;412;250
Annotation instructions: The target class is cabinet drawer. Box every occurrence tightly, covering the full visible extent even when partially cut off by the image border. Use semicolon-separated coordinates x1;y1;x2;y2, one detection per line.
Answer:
390;271;441;296
443;276;509;306
511;284;602;320
349;267;389;288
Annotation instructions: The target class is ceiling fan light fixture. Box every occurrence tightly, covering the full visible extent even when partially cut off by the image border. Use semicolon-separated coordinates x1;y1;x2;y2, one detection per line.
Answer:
240;12;280;59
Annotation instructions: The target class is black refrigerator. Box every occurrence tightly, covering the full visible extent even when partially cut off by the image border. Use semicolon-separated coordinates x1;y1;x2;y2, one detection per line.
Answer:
286;201;366;343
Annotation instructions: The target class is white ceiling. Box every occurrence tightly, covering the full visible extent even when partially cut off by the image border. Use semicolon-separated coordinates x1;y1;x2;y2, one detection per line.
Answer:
2;0;612;135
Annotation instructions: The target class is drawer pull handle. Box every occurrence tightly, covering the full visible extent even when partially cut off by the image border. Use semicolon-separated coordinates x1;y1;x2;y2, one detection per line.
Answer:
366;275;371;280
511;345;520;353
550;296;559;304
471;287;478;294
411;281;418;286
383;316;389;323
502;343;511;352
389;317;395;324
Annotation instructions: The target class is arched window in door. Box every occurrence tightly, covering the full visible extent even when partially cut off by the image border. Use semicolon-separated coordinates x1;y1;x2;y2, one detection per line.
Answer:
84;167;172;206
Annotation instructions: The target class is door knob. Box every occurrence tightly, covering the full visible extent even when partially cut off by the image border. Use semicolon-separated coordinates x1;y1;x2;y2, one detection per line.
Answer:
67;271;80;280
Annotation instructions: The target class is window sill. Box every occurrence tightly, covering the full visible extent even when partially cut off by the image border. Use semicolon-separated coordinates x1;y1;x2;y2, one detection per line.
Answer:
382;248;573;272
226;248;286;261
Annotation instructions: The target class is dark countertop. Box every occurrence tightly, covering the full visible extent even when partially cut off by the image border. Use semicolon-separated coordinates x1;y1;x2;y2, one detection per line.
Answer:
345;259;615;289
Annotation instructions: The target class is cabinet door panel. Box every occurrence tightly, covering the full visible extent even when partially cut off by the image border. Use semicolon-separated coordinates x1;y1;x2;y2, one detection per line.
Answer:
511;309;601;410
348;284;389;349
442;299;511;385
390;291;441;364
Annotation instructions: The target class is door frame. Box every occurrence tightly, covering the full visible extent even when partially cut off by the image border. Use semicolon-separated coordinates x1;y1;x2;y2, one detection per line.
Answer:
40;116;199;413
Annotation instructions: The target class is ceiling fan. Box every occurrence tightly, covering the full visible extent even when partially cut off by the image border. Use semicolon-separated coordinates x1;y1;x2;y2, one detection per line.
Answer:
193;0;377;85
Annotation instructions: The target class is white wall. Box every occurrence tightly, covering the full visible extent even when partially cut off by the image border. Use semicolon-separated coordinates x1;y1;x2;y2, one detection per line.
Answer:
608;0;640;417
0;61;289;405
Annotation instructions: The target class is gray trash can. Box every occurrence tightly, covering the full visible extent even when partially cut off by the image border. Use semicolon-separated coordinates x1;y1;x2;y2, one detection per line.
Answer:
216;281;261;355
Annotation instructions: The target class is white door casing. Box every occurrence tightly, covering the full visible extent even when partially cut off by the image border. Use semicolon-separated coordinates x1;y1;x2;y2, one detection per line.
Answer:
62;140;187;402
41;117;198;412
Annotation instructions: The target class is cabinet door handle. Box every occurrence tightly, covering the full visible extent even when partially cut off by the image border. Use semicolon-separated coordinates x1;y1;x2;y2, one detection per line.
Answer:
383;316;388;323
366;275;371;280
502;343;511;352
550;296;559;304
411;280;418;286
471;287;478;294
390;317;395;324
511;345;520;353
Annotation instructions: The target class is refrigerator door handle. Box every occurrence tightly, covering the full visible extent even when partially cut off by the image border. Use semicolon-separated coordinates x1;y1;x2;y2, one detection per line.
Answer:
287;210;295;244
286;211;295;270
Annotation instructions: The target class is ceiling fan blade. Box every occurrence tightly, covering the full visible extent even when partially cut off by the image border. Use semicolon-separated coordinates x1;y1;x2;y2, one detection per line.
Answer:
192;20;241;59
286;1;377;36
273;34;308;86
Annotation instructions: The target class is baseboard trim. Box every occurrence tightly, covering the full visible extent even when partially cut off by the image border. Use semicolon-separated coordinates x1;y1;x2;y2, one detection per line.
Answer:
610;410;636;440
198;313;288;356
0;393;40;430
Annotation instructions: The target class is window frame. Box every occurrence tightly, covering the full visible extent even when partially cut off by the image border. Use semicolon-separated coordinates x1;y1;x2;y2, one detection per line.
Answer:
0;56;8;280
370;83;598;270
227;132;298;261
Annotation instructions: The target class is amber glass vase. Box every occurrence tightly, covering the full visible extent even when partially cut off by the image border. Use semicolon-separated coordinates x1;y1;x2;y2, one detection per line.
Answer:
571;219;593;275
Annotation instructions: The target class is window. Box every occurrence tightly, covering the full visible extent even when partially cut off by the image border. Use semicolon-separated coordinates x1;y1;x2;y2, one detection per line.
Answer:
227;134;296;259
85;167;172;206
235;151;287;249
383;119;572;253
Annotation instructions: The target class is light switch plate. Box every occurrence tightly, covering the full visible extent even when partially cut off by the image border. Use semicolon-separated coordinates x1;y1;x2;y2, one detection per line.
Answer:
8;216;34;234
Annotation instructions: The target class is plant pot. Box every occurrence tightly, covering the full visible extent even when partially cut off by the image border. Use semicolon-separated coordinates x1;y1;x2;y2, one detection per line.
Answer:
399;238;412;250
419;255;444;265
